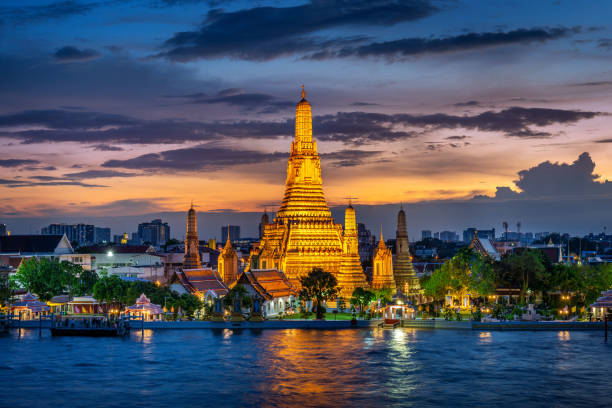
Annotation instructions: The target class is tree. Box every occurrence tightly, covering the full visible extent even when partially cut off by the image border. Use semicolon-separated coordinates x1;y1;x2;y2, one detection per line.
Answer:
93;275;129;306
424;248;495;305
496;249;550;301
372;287;393;307
222;284;252;312
13;258;78;301
0;274;14;307
298;268;339;320
350;287;375;314
73;269;99;296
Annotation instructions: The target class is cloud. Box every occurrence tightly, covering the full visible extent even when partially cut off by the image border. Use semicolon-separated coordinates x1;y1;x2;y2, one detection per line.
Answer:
63;170;140;179
101;144;288;171
0;159;40;167
173;88;294;113
480;152;612;200
157;0;438;61
570;80;612;87
320;149;383;167
91;144;124;151
595;138;612;143
311;27;578;60
454;101;480;107
0;1;101;25
0;106;601;146
0;178;106;188
53;46;101;63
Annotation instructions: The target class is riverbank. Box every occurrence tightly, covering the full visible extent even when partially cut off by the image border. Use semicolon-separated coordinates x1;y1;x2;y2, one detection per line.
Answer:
8;318;607;331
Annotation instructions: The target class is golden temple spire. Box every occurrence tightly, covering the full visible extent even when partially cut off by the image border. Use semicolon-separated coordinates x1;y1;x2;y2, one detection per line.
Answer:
301;84;306;100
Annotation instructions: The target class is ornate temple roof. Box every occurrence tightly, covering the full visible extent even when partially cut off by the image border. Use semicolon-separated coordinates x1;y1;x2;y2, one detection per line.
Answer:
236;269;296;301
178;268;229;297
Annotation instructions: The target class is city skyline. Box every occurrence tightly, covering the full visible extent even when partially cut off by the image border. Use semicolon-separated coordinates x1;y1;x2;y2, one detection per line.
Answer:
2;0;612;234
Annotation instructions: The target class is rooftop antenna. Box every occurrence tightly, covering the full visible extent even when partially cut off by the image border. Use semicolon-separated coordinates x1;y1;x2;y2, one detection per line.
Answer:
503;221;509;242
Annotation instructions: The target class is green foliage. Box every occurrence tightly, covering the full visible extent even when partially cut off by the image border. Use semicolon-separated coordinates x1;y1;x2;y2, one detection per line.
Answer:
424;248;494;301
14;258;82;301
298;268;339;320
167;293;203;318
350;287;375;312
93;275;129;305
372;287;393;307
472;308;482;322
223;284;252;312
496;249;550;301
0;274;14;307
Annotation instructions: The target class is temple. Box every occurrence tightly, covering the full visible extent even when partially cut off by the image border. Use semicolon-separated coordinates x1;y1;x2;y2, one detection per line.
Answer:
393;206;421;296
337;202;368;298
248;86;348;287
218;227;238;285
183;203;201;269
371;229;396;290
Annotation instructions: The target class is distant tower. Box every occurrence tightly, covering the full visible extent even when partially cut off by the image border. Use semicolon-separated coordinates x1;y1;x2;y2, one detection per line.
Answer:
218;226;238;285
183;203;202;269
371;228;396;291
503;221;509;241
394;205;421;296
337;201;368;298
259;209;269;239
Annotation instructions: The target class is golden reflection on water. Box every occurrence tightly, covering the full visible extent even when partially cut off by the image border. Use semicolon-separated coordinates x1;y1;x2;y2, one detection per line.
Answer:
253;329;376;406
558;331;570;341
478;331;492;344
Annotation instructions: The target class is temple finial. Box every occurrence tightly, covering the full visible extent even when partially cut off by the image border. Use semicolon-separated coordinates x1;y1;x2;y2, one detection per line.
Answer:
301;84;306;100
380;225;383;241
190;199;193;209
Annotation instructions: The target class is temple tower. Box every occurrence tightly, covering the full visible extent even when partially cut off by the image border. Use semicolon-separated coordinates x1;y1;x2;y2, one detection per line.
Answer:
337;202;368;298
371;229;396;290
259;209;269;239
250;86;345;285
394;205;421;295
218;227;238;285
183;203;202;269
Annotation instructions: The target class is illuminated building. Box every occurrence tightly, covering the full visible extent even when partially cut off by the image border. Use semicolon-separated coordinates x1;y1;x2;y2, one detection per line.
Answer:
183;203;202;269
247;86;368;291
371;230;396;290
218;228;238;285
259;210;269;239
337;202;367;298
393;206;421;296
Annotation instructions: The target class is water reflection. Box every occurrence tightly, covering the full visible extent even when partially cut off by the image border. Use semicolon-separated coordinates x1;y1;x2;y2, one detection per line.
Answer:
478;331;492;344
558;331;570;342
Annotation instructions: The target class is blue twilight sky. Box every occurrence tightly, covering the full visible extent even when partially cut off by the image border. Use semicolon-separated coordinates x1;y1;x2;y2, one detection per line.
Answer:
1;0;612;239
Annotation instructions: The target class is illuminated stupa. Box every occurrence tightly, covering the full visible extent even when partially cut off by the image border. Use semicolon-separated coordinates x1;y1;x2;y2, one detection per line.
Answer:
249;86;365;290
337;201;368;298
394;205;421;296
183;203;202;269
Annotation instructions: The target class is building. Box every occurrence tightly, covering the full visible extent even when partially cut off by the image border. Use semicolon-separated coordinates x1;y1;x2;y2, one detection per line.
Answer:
470;236;501;260
463;228;495;243
357;223;375;263
247;87;367;288
393;206;420;296
137;219;170;246
78;244;163;281
259;211;269;239
337;202;367;298
0;224;7;236
94;227;111;244
218;229;239;285
0;234;73;257
41;223;95;246
184;204;202;270
234;269;297;317
176;269;229;303
421;230;432;240
221;225;240;243
371;231;395;290
439;231;459;242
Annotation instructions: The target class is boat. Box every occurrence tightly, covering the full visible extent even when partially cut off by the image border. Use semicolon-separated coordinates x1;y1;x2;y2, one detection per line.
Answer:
50;317;130;337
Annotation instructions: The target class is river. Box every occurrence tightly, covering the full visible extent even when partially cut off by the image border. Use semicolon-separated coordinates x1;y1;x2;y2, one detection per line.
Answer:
1;328;610;407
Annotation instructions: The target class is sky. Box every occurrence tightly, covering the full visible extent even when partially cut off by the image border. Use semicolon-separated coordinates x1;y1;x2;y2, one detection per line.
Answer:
1;0;612;240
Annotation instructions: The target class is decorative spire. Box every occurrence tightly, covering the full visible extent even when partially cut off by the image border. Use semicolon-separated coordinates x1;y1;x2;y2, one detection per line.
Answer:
301;84;306;100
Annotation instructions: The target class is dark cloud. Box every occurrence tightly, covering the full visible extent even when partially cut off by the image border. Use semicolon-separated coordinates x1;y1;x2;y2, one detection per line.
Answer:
445;135;469;140
480;152;612;200
91;144;124;151
595;138;612;143
320;149;383;167
569;80;612;87
101;144;288;171
53;46;101;63
0;106;600;146
158;0;438;61
350;102;379;107
454;101;480;107
175;88;294;113
23;165;57;171
63;170;140;179
307;27;578;60
0;178;106;188
0;1;100;25
597;38;612;50
0;159;40;167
